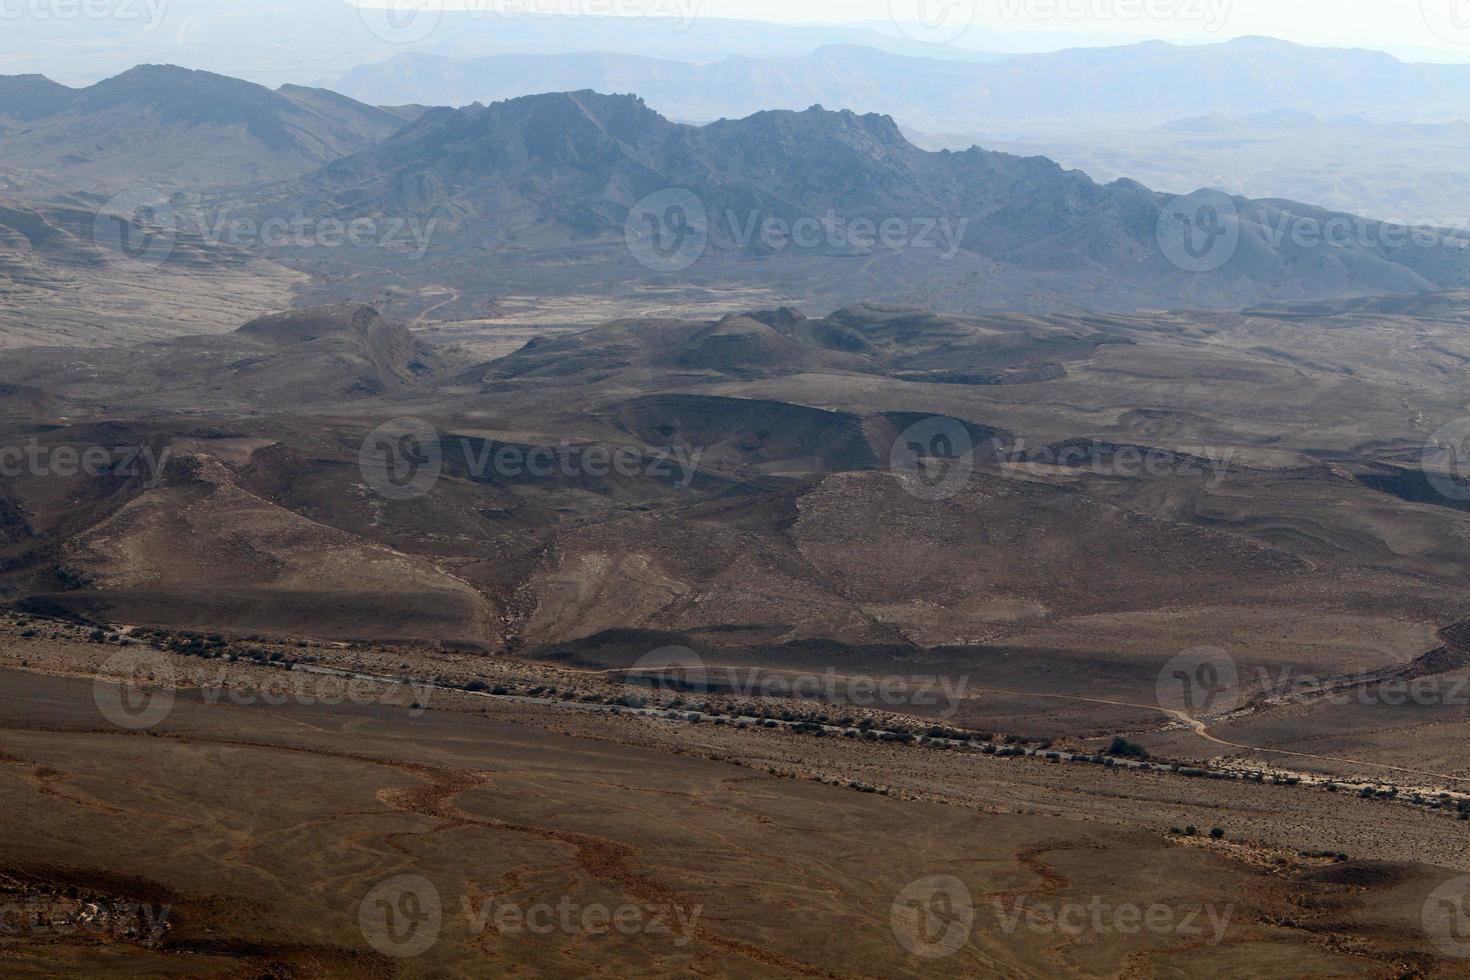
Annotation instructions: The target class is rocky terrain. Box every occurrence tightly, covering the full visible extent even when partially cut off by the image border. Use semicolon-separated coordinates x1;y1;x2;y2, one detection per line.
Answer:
5;30;1470;976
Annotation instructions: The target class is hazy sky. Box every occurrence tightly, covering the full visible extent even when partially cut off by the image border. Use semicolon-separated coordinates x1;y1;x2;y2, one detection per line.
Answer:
357;0;1470;57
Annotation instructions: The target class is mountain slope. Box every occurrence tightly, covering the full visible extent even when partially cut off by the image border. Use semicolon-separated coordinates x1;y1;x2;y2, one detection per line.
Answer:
277;90;1470;312
0;65;415;197
0;199;303;348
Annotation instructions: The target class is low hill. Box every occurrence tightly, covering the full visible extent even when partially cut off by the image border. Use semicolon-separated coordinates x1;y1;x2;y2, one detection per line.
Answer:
2;304;451;409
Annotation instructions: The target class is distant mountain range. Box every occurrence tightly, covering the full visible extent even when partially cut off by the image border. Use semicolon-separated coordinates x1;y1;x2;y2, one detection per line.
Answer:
0;66;420;198
0;1;1002;89
6;62;1470;318
329;37;1470;249
274;90;1470;312
926;112;1470;227
334;38;1470;132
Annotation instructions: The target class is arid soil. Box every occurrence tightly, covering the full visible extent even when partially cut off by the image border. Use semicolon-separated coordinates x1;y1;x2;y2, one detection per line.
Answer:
1;626;1467;977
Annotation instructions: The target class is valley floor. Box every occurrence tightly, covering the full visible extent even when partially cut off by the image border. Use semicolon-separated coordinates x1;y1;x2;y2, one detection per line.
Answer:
1;625;1469;977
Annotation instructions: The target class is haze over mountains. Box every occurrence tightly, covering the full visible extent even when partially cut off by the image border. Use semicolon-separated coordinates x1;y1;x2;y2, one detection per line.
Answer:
921;112;1470;227
270;89;1470;314
4;62;1470;322
328;37;1470;229
336;38;1470;131
0;1;1002;88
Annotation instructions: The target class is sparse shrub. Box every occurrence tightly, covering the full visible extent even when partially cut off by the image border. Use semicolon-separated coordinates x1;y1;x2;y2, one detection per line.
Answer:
1210;828;1225;840
1107;736;1148;759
